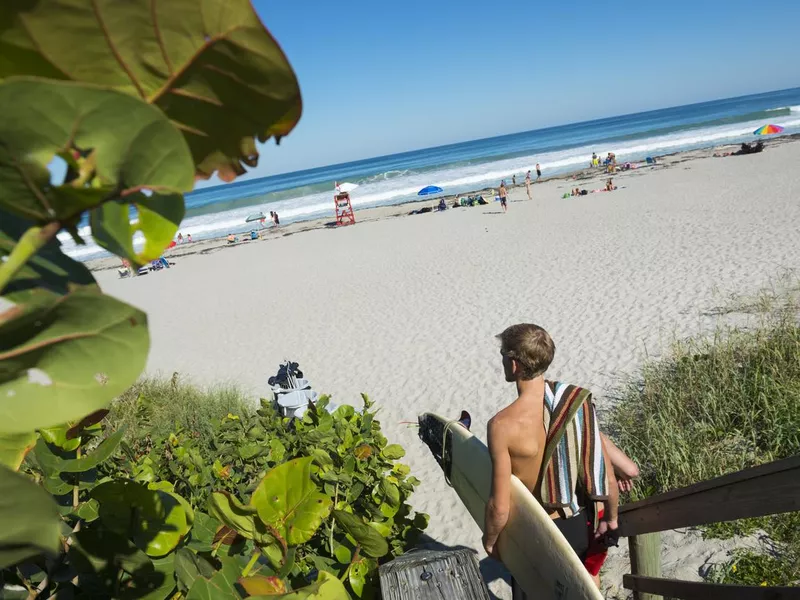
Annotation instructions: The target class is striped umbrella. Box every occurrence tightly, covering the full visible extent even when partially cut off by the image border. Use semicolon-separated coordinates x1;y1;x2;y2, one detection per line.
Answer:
753;124;784;135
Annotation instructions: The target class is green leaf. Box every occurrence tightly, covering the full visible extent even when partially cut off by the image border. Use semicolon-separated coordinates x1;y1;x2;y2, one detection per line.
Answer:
122;555;178;600
0;78;193;226
380;480;400;508
269;438;286;463
250;570;350;600
237;442;263;461
251;457;332;546
0;465;61;569
92;480;191;557
208;491;272;545
0;209;95;299
331;511;388;559
334;543;352;565
175;548;216;594
34;429;124;473
188;511;220;552
381;445;405;460
349;558;369;598
368;521;391;538
186;555;243;600
69;526;154;577
91;192;186;265
0;431;36;470
0;287;149;434
39;423;81;451
1;0;302;182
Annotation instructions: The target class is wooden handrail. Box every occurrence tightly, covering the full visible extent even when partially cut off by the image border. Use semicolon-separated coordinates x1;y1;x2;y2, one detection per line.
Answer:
623;575;800;599
619;454;800;537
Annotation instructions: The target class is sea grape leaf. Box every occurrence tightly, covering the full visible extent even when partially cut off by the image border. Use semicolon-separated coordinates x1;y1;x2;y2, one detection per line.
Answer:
175;548;216;593
251;456;332;546
1;0;302;181
34;429;124;473
0;287;148;434
380;480;400;508
331;511;388;559
91;480;191;557
0;464;61;569
0;431;36;470
238;574;286;595
248;570;349;600
90;192;185;265
208;491;272;546
349;557;370;598
381;444;405;460
40;423;82;451
186;555;242;600
0;209;95;299
0;78;193;230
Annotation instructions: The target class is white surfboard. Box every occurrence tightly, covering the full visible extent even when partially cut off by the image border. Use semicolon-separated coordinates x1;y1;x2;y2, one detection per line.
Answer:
418;412;603;600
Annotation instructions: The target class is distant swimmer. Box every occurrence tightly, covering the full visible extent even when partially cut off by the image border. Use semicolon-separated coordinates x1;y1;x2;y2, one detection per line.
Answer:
525;171;532;199
536;163;542;180
499;180;508;213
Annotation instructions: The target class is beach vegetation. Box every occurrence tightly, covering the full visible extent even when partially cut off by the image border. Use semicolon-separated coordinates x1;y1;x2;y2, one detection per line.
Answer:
608;274;800;586
0;1;408;598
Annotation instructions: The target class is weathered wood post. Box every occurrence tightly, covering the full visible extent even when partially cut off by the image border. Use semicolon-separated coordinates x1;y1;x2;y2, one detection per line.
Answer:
628;532;663;600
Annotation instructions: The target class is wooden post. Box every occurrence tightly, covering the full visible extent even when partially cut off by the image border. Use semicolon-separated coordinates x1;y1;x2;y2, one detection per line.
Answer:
629;533;663;600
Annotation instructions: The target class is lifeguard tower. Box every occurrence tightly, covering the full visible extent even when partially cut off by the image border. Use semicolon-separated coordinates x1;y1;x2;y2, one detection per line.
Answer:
334;182;356;226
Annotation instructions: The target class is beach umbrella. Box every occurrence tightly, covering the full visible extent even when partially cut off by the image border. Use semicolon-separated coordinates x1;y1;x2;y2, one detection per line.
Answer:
418;185;443;197
336;182;359;193
245;211;266;223
753;124;784;135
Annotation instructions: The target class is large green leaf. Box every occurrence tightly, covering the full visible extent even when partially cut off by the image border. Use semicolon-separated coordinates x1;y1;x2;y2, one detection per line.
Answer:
0;287;148;434
208;491;271;545
0;431;36;470
92;480;191;557
249;571;350;600
34;429;124;473
175;548;216;594
90;192;185;265
251;457;332;546
0;78;193;222
2;0;302;181
186;555;243;600
0;464;61;569
0;209;95;299
331;511;388;559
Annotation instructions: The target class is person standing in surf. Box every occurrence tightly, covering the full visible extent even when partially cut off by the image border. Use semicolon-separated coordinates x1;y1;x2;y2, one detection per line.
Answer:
499;181;508;213
483;324;636;590
535;163;542;180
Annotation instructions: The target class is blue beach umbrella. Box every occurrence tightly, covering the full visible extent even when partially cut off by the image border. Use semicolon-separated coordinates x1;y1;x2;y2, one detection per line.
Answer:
418;185;443;196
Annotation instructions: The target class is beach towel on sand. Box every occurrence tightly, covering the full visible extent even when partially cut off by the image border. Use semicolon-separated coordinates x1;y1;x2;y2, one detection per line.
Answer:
537;381;609;525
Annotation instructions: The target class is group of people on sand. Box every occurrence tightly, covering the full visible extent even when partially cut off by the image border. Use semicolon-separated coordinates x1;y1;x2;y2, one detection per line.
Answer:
499;165;543;211
176;232;192;244
483;324;639;591
591;151;617;172
568;178;617;198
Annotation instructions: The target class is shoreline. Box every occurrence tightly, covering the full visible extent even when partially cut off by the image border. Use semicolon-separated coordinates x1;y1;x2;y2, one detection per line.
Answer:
86;135;800;272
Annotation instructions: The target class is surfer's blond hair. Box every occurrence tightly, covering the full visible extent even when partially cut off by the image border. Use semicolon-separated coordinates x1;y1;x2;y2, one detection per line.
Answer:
497;324;555;380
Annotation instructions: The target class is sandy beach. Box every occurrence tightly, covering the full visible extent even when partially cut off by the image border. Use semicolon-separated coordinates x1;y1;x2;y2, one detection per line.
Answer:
95;139;800;598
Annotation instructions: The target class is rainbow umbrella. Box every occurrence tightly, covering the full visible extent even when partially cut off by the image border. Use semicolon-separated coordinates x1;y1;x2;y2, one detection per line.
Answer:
754;124;784;135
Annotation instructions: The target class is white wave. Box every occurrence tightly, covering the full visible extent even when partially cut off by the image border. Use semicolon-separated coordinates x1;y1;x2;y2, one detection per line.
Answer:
61;113;800;262
791;105;800;113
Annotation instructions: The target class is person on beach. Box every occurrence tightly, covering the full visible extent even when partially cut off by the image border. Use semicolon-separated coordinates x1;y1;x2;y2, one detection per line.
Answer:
187;234;192;243
525;171;532;199
177;232;183;244
499;181;508;213
605;178;616;192
535;163;542;180
512;174;516;186
483;324;638;590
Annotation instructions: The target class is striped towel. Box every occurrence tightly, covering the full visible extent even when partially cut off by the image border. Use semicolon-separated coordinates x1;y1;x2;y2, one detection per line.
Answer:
537;381;609;517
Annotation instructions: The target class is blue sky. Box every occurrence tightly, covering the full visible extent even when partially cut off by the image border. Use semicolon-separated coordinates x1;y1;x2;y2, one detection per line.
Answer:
244;0;798;179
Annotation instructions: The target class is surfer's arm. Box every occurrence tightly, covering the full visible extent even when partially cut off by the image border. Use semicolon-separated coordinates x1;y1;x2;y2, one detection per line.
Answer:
484;419;511;557
600;437;619;526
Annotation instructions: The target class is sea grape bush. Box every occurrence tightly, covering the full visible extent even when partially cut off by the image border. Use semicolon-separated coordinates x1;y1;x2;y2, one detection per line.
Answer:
0;1;427;598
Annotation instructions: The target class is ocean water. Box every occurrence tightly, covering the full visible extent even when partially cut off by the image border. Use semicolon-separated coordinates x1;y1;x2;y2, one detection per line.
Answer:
61;87;800;260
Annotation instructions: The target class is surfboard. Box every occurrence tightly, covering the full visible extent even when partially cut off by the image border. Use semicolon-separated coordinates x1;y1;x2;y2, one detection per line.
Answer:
418;412;603;600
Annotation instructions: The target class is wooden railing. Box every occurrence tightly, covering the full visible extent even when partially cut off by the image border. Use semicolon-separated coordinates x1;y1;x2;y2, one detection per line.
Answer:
618;454;800;600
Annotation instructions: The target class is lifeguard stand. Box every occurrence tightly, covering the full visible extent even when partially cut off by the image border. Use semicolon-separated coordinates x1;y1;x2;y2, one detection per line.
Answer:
334;191;356;226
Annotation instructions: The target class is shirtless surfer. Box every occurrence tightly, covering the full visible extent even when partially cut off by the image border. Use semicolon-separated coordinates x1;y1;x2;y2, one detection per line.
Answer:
484;324;638;589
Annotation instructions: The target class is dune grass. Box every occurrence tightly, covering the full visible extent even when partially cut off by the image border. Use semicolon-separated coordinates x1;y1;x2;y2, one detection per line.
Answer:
106;374;253;444
608;274;800;586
